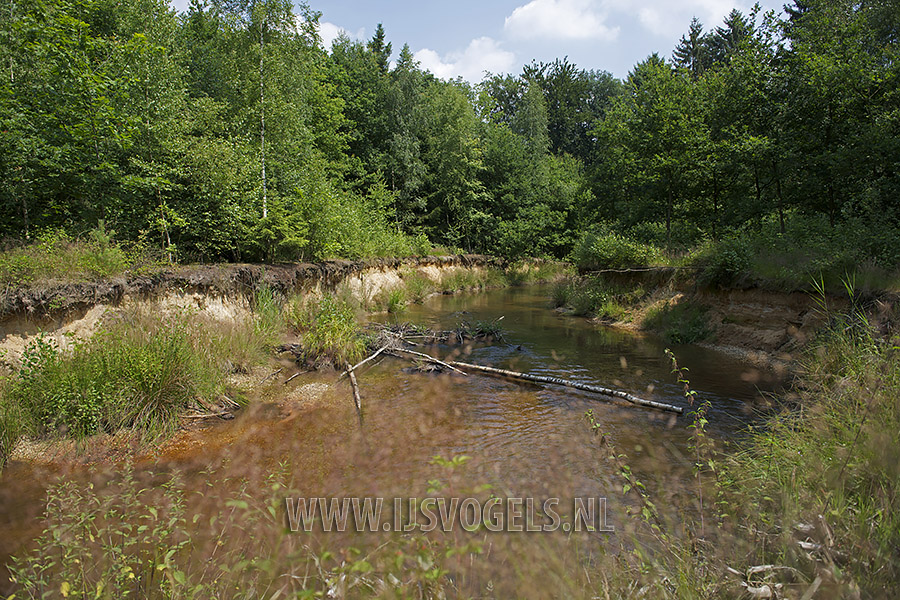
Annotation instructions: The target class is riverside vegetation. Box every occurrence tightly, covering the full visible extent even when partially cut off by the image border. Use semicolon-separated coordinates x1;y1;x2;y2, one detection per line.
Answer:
0;261;566;469
4;292;898;598
2;0;900;596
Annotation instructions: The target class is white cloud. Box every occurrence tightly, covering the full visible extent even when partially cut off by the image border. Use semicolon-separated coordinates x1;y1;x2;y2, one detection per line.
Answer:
625;0;744;38
415;37;516;82
317;21;366;51
504;0;619;41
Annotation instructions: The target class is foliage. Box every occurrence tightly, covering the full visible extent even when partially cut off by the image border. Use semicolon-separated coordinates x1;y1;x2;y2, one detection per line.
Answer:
552;276;646;320
722;304;900;596
1;0;898;270
571;230;664;271
5;315;222;441
0;225;140;285
8;463;482;599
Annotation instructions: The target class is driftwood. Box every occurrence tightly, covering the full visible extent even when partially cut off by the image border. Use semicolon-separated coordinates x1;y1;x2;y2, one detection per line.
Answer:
449;361;683;414
258;368;283;385
283;370;310;385
390;348;468;376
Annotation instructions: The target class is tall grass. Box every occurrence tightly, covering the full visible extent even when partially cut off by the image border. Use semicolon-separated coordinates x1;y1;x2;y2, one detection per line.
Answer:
722;306;900;596
285;294;366;368
4;315;222;444
551;276;645;320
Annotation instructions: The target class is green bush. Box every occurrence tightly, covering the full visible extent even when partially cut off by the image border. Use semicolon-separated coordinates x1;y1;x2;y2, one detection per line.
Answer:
695;238;752;288
571;231;663;271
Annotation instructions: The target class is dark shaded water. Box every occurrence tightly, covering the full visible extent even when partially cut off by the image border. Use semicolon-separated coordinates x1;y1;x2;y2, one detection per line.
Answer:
0;284;786;592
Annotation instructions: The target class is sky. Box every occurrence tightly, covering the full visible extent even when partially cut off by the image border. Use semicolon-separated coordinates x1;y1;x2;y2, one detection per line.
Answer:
169;0;787;82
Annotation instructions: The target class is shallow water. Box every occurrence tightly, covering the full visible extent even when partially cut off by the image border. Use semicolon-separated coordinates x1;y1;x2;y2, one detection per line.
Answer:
0;284;786;593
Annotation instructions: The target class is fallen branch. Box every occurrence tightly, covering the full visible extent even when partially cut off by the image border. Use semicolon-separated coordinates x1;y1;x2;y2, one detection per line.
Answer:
449;361;682;414
283;370;309;385
348;369;363;426
339;345;391;381
391;348;468;376
184;412;233;420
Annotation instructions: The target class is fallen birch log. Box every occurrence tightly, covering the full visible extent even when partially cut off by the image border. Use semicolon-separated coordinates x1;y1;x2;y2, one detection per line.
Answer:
390;348;468;376
449;361;683;414
339;345;391;381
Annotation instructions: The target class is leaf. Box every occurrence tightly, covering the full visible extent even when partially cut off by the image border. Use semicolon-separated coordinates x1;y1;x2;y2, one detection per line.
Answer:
60;582;70;598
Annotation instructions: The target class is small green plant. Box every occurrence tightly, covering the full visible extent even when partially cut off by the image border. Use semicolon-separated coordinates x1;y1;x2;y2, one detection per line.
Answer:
376;286;407;314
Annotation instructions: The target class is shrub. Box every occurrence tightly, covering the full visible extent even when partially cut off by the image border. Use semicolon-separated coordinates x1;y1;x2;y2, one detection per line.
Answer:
695;238;752;288
571;231;663;271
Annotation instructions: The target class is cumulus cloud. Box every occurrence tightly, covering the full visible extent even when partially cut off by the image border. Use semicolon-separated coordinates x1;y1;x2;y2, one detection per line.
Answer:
504;0;619;41
415;37;516;82
317;21;366;51
624;0;744;38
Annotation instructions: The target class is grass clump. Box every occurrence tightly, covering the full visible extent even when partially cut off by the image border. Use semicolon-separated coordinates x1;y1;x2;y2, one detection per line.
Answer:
438;268;507;293
643;300;711;344
5;315;222;445
286;294;366;368
552;276;645;321
503;260;571;286
400;269;436;303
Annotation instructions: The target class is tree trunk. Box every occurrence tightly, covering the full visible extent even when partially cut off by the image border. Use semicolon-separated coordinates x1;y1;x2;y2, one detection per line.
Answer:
260;23;267;219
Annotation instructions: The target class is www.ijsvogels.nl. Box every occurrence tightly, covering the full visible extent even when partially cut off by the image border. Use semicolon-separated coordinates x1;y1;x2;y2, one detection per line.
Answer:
284;497;614;533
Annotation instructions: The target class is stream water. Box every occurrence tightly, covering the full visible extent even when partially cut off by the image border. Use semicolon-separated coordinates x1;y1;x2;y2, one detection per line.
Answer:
0;284;786;593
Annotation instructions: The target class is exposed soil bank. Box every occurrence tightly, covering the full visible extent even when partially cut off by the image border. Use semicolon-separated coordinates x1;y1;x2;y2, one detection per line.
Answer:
581;268;896;368
0;255;497;366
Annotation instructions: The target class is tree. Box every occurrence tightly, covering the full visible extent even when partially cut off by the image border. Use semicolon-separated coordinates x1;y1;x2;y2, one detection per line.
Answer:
673;17;711;79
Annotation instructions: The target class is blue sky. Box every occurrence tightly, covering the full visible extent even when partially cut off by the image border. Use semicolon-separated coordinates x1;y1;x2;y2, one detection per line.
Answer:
169;0;787;81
